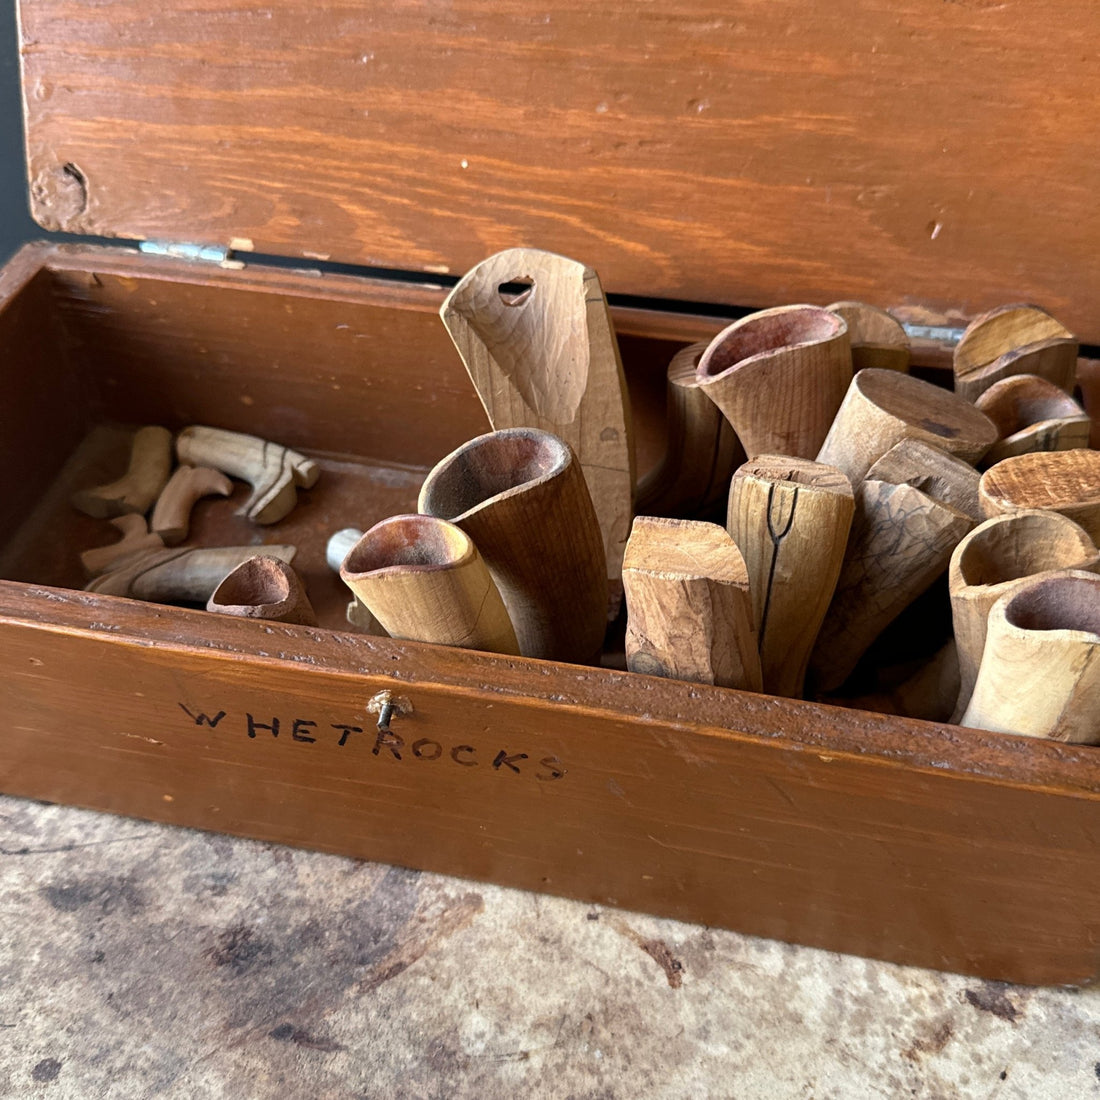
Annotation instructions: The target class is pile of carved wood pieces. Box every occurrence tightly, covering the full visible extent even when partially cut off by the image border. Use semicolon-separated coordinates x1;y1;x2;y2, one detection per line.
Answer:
71;244;1100;745
318;245;1100;745
72;425;318;625
326;247;630;667
624;299;1100;744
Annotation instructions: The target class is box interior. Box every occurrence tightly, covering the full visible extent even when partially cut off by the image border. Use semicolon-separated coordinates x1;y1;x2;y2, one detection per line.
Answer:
0;246;964;700
0;249;699;638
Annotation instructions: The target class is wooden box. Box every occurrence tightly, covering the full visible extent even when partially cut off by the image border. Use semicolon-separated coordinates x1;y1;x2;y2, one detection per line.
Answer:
4;0;1100;985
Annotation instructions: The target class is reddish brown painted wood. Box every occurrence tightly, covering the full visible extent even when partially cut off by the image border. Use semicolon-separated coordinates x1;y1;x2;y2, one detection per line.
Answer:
0;246;86;542
3;585;1100;986
29;245;717;476
18;2;1100;340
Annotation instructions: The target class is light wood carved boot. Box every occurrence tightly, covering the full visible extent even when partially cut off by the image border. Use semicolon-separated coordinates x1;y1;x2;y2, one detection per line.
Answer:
71;425;174;518
176;425;320;525
151;465;234;544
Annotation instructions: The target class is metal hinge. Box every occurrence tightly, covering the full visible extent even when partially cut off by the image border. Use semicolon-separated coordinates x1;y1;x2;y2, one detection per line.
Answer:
902;323;966;347
138;240;245;269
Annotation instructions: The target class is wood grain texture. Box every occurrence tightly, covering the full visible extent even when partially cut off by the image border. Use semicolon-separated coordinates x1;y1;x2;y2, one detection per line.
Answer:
979;450;1100;542
418;428;607;664
961;572;1100;743
975;374;1091;466
340;515;518;655
953;305;1077;401
826;301;910;373
726;456;854;698
865;439;982;523
6;583;1100;985
440;249;634;602
635;342;744;518
809;480;974;693
816;369;997;486
696;306;851;460
949;511;1100;720
622;516;761;691
18;2;1100;340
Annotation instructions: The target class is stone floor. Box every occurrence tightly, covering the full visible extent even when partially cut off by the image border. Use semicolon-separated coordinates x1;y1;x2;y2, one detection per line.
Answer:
0;795;1097;1099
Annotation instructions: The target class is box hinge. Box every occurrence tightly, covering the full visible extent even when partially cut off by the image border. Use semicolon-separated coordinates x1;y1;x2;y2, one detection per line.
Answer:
902;323;965;347
138;240;245;270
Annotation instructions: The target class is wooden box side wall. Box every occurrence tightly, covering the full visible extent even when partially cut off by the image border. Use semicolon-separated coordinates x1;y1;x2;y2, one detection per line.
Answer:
25;248;698;472
44;255;492;467
0;249;87;538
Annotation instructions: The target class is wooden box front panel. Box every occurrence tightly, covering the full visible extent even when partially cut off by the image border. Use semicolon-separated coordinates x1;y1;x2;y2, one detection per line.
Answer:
5;587;1100;987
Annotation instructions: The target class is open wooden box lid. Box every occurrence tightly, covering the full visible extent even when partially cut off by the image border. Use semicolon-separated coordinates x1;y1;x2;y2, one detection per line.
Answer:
19;0;1100;339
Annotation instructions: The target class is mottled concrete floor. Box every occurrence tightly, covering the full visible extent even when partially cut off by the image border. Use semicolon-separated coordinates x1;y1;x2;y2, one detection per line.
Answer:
1;796;1098;1099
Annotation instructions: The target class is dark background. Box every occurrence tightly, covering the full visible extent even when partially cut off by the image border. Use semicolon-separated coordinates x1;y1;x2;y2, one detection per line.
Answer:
1;4;41;262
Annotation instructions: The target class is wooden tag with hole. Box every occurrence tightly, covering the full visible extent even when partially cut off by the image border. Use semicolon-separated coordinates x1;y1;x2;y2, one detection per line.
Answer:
440;248;635;614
